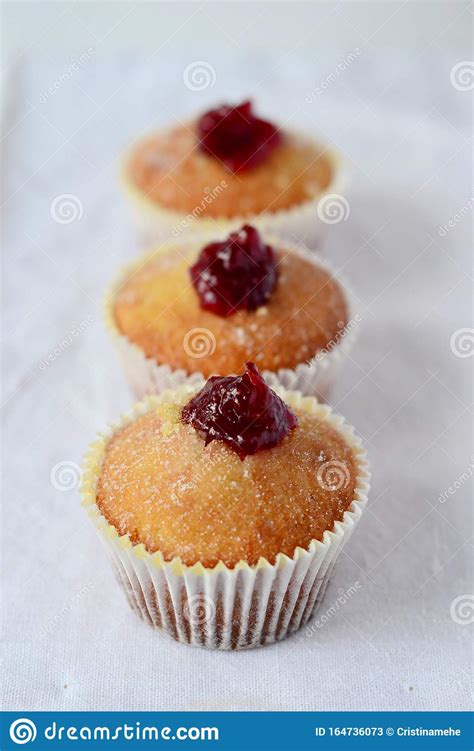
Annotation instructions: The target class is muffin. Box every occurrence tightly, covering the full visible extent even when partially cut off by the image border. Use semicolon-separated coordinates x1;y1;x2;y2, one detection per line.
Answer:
121;100;345;246
106;225;358;399
82;363;370;649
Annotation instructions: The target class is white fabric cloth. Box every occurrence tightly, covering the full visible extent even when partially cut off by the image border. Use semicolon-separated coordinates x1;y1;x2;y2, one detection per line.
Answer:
2;44;472;712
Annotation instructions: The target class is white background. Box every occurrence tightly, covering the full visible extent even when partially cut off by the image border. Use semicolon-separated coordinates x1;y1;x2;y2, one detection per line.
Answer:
2;1;473;711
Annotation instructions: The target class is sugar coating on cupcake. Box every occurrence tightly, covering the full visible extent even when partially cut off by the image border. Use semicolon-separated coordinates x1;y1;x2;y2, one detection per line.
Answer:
96;369;357;569
126;101;332;217
113;232;348;377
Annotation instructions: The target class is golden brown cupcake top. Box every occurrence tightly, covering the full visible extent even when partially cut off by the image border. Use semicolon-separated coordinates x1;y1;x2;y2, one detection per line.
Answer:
96;388;357;568
126;125;332;218
113;241;348;377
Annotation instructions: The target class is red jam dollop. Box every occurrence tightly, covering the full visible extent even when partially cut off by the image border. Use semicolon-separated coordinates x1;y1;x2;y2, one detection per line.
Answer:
189;225;278;317
197;100;282;172
181;362;297;460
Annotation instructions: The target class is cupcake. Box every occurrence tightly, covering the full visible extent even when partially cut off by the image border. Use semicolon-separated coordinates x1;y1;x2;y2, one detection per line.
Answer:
81;363;370;649
121;100;344;246
106;225;358;400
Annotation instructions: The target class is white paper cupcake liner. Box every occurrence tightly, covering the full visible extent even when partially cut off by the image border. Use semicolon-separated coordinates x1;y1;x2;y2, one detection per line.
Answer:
105;237;359;401
81;387;370;650
120;132;347;249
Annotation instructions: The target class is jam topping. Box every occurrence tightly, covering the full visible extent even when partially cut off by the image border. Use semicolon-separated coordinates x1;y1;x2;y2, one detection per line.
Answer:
189;225;278;317
197;100;282;172
181;362;297;460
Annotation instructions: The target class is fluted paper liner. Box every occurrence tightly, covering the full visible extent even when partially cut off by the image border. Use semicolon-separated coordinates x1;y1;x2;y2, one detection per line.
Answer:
104;237;359;400
120;132;347;248
81;386;370;650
